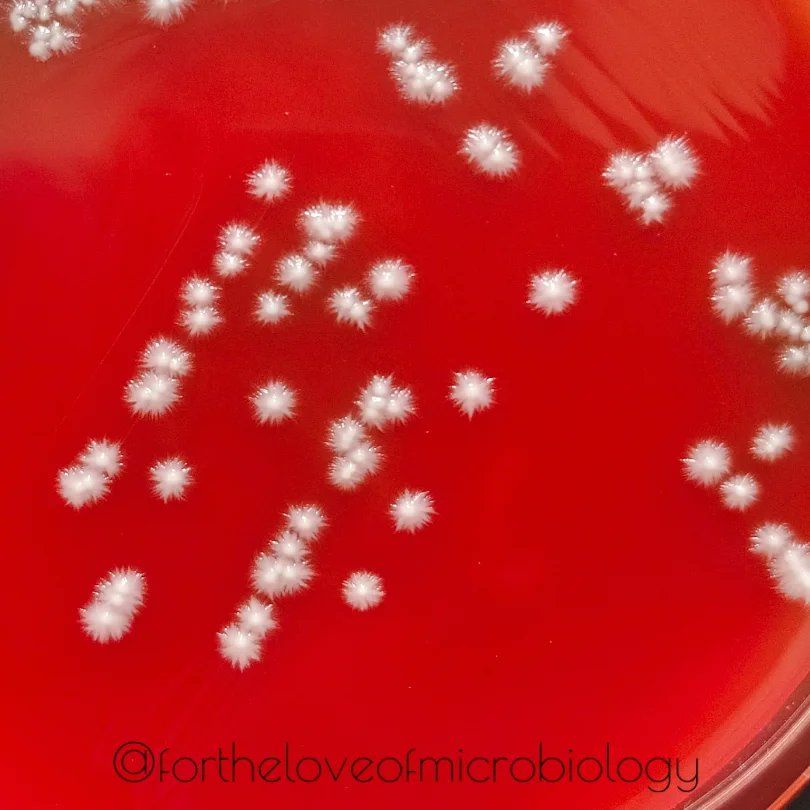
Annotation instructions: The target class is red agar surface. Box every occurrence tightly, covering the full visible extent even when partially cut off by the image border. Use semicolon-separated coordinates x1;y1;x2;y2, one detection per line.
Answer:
3;1;810;808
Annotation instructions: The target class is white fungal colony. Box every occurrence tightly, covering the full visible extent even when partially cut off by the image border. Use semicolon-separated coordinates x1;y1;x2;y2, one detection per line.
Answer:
10;0;192;61
378;23;459;105
368;258;414;302
328;287;374;330
57;438;123;509
711;253;810;377
528;269;579;315
603;136;699;226
719;473;760;511
681;440;731;487
80;568;145;643
751;423;795;462
246;161;292;203
149;457;193;502
449;370;495;418
747;521;810;607
460;124;521;178
492;22;566;93
219;504;326;670
255;290;292;325
250;380;297;424
126;338;187;418
342;571;385;611
390;489;435;533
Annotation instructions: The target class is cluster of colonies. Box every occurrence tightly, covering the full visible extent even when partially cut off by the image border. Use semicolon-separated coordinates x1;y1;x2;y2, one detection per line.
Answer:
79;568;146;643
709;252;810;377
218;504;386;671
682;425;809;605
603;136;700;226
378;21;567;179
57;438;123;509
8;0;192;61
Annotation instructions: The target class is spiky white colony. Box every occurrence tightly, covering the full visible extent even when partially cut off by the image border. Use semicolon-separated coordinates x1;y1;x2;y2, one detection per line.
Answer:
327;415;367;453
391;58;459;105
142;0;190;26
285;504;326;541
218;624;262;670
778;345;810;376
751;523;794;559
778;271;810;314
125;371;181;417
251;381;296;424
328;456;366;491
682;440;731;487
719;473;760;511
639;192;672;226
219;222;260;256
649;136;700;189
461;124;520;178
246;160;291;203
180;276;219;308
141;337;192;378
255;290;291;325
356;375;415;428
273;530;307;560
80;439;123;478
493;38;547;92
751;423;794;462
304;240;338;267
342;571;385;611
298;202;360;245
276;254;316;294
602;151;646;191
346;441;383;475
528;269;579;315
252;553;313;598
57;465;109;509
745;298;780;338
769;542;810;605
236;597;277;638
391;489;435;533
10;1;82;62
214;251;248;279
712;252;752;287
150;457;192;501
80;568;145;644
180;305;222;337
712;284;755;323
377;23;416;56
528;21;568;56
329;287;374;330
449;370;495;418
368;258;414;301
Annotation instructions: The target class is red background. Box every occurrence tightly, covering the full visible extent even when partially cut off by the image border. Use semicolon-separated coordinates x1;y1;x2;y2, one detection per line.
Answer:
3;0;810;807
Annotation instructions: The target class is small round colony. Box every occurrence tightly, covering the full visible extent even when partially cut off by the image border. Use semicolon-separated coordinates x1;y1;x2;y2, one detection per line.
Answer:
750;523;794;559
150;457;193;501
217;624;262;671
368;258;414;302
461;124;520;178
719;473;760;511
528;269;579;315
390;489;435;533
276;254;316;294
125;371;181;417
681;439;731;487
328;287;374;330
255;290;292;325
250;380;297;424
751;423;795;462
493;38;547;92
80;439;123;479
449;370;495;418
342;571;385;611
142;0;190;26
246;160;292;203
140;337;192;378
